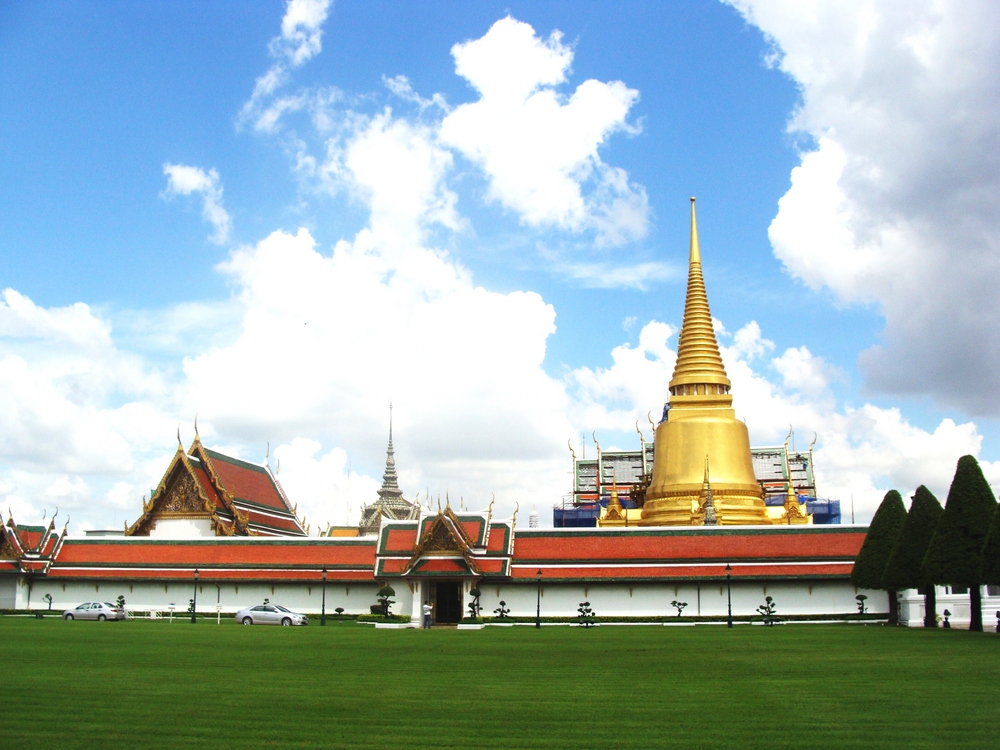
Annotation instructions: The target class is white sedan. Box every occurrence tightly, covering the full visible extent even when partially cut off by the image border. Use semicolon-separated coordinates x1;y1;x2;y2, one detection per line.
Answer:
235;604;309;626
62;602;125;621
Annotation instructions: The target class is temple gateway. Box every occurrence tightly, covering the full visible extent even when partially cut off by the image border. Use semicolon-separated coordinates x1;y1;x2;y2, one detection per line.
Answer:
2;201;993;628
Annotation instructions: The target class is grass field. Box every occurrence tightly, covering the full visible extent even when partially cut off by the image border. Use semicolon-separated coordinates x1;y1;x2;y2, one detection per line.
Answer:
4;618;998;749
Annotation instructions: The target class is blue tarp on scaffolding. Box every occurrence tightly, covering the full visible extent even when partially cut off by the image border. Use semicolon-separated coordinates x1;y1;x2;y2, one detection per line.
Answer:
554;497;841;526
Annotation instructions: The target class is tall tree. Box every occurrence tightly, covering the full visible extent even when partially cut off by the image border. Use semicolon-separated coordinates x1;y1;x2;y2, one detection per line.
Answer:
883;486;944;627
923;455;997;632
979;503;1000;586
852;490;907;624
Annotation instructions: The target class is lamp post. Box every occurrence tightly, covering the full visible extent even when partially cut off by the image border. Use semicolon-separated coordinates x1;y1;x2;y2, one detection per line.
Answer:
321;568;327;626
725;563;732;629
191;568;199;624
535;569;542;629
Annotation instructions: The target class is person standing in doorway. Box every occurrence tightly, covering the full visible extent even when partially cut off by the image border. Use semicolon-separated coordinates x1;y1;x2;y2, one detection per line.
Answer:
422;601;433;629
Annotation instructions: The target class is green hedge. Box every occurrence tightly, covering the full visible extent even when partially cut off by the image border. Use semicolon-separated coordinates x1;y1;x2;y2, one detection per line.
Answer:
356;614;411;623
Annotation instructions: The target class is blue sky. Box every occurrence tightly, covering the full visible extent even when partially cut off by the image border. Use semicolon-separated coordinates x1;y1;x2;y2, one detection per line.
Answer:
2;1;998;530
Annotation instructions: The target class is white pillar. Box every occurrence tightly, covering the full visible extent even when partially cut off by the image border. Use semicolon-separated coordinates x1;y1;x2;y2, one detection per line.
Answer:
409;579;423;625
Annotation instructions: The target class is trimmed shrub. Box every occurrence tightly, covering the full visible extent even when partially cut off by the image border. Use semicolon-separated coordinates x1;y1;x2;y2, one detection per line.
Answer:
924;455;997;631
852;490;907;624
979;504;1000;585
883;485;943;627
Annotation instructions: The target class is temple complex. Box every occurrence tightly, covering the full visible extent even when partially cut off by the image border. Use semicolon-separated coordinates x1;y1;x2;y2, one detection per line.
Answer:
19;198;999;624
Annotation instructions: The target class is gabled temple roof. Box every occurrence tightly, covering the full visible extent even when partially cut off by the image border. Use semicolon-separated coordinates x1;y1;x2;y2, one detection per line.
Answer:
198;447;305;536
126;437;306;537
1;516;65;574
375;504;513;578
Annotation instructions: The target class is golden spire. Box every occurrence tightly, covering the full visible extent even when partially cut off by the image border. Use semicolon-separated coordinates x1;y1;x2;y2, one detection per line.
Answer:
608;477;623;514
669;198;731;394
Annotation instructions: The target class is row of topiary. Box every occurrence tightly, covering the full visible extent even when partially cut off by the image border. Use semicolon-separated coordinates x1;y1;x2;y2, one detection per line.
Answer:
851;454;1000;631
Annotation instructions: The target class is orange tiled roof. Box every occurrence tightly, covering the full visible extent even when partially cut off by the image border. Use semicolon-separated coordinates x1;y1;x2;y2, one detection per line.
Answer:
508;526;865;581
48;538;376;581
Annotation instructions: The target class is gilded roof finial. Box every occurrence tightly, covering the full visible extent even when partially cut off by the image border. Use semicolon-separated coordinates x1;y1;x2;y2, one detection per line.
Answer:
668;198;731;392
193;414;199;442
176;425;182;450
567;439;576;461
607;475;623;514
702;455;717;526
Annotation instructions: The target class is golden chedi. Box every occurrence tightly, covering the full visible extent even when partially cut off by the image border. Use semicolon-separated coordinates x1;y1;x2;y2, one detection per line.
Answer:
640;199;770;526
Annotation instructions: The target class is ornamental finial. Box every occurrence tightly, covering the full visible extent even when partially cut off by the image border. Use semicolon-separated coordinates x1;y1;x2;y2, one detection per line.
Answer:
668;198;731;394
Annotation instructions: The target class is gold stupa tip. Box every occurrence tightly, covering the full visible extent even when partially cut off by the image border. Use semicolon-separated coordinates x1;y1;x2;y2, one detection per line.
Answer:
669;198;730;391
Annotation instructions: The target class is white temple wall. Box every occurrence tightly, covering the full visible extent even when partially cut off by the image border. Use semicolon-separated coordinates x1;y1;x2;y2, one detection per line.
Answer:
148;518;215;538
23;578;381;617
26;576;1000;625
476;579;885;619
899;586;1000;629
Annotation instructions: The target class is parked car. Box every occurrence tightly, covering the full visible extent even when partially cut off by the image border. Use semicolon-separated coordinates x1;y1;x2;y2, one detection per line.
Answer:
235;604;308;626
62;602;125;621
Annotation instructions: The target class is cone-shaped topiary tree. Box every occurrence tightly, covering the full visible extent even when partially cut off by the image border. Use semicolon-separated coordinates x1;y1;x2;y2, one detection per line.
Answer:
852;490;907;624
883;486;944;627
923;455;997;632
979;503;1000;585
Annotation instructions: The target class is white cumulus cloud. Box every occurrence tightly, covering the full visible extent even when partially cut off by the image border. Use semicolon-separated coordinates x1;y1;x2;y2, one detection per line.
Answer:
439;16;649;247
240;0;333;131
727;0;1000;416
161;163;232;245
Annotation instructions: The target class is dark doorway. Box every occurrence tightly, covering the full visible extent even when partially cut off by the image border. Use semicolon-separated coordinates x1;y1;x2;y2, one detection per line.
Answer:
434;581;462;623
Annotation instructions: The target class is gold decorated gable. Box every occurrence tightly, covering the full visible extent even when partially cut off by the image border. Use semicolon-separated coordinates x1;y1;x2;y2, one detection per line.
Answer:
417;508;471;555
124;439;259;536
161;472;211;515
126;447;219;536
0;532;19;561
404;508;479;575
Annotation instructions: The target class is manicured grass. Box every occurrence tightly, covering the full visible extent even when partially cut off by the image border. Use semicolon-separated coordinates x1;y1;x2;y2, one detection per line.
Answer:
4;618;998;748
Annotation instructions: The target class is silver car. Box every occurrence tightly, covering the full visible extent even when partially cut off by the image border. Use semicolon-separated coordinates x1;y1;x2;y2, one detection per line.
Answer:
235;604;308;626
62;602;124;621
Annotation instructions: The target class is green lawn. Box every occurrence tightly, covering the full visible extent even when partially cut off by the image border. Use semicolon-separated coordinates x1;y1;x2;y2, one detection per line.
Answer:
4;618;998;749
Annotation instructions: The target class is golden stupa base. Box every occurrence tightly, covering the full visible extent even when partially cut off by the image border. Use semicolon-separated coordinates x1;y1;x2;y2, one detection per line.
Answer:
639;485;771;526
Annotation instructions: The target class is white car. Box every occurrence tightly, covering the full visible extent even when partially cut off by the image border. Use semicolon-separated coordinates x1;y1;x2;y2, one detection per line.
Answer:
235;604;308;626
63;602;125;621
